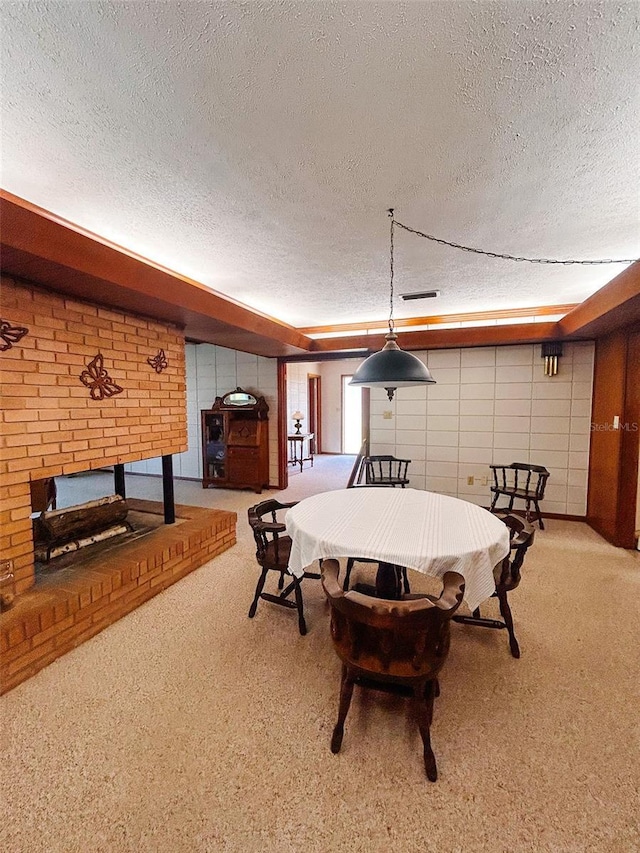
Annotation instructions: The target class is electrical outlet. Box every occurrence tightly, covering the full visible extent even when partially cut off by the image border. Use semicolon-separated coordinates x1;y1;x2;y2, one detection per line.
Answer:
481;476;488;486
467;475;474;485
383;411;393;420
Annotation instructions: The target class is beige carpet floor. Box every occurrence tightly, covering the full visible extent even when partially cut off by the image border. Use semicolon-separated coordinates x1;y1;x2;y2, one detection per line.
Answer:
1;457;639;853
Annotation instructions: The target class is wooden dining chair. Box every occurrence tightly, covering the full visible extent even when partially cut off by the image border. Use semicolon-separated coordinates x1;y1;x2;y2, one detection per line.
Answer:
452;512;534;657
321;559;465;781
489;462;550;529
363;455;411;487
343;442;411;594
247;499;320;636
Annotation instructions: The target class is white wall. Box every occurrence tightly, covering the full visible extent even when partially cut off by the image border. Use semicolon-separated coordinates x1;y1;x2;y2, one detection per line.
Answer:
286;361;321;436
317;360;363;453
126;343;279;485
369;341;594;516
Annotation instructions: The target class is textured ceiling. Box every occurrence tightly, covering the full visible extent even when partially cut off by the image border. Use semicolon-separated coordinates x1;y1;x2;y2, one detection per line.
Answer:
1;1;638;329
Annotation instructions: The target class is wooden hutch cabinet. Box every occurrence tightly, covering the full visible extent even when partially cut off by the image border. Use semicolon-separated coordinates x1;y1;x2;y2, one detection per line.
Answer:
201;388;269;493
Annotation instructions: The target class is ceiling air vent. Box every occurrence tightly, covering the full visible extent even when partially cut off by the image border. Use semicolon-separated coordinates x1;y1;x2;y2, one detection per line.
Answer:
400;290;440;301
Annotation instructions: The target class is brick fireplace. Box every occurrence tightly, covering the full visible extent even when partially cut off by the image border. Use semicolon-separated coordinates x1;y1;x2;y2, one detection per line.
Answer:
0;275;237;692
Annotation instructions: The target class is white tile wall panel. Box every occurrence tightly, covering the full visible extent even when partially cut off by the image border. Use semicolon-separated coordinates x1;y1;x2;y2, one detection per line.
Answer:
496;345;534;365
428;415;460;432
570;416;592;435
530;449;569;468
495;383;533;399
396;430;427;446
397;386;429;401
397;414;427;432
396;399;428;416
426;430;459;447
531;381;572;399
461;347;496;367
425;476;458;493
569;433;590;452
569;451;589;469
492;449;529;466
530;433;570;451
493;432;530;449
426;445;459;462
460;415;494;432
497;365;534;383
427;349;461;368
493;416;531;433
428;383;463;399
397;443;426;461
458;446;494;464
570;399;591;418
431;367;461;384
494;399;531;416
571;382;593;400
461;366;496;384
429;399;460;416
459;431;494;448
459;399;494;416
427;461;459;478
458;384;495;400
456;493;489;507
531;398;571;417
531;416;570;434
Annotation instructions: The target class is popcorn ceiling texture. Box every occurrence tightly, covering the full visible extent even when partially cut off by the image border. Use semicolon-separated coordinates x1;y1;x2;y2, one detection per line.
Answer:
0;275;187;595
1;2;638;327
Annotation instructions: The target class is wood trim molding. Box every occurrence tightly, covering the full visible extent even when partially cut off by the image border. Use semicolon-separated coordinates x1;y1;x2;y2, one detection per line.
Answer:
309;321;564;353
277;360;288;490
299;304;577;336
559;261;640;338
0;190;312;358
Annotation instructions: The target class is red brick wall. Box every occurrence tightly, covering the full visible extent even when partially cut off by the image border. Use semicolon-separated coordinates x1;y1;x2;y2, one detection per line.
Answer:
0;275;187;594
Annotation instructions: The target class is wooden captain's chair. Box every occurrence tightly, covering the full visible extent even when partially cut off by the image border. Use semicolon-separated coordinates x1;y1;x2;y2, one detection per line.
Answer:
321;559;464;781
453;513;534;657
247;499;320;636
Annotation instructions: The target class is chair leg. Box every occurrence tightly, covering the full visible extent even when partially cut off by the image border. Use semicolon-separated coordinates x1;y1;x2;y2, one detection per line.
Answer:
342;558;355;591
248;567;269;618
331;665;355;754
489;493;499;512
401;566;411;595
472;606;481;618
497;591;520;658
278;571;285;590
293;578;307;636
533;499;544;529
415;680;437;782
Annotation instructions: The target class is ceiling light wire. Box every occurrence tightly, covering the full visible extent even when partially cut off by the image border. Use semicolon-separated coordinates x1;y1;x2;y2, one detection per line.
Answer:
393;219;638;265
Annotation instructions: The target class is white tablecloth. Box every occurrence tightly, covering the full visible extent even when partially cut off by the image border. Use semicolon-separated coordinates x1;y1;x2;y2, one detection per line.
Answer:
285;488;510;612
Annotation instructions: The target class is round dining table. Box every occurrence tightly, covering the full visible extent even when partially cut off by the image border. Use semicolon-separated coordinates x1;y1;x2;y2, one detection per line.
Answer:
285;487;511;612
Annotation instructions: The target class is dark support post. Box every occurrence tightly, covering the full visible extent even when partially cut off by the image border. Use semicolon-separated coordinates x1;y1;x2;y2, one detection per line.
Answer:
114;464;126;499
162;454;176;525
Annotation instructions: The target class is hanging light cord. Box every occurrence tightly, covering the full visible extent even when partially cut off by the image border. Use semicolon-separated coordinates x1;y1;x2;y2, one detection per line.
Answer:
388;208;395;333
393;218;638;265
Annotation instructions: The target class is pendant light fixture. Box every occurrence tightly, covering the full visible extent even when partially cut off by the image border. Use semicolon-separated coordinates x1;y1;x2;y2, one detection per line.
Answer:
349;209;436;401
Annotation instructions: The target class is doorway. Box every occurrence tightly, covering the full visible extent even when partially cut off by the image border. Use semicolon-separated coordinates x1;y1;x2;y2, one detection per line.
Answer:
342;375;363;453
307;374;321;454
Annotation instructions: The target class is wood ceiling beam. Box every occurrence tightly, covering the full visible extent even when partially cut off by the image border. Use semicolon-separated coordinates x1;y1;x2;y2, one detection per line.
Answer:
308;321;564;353
0;191;313;358
558;261;640;338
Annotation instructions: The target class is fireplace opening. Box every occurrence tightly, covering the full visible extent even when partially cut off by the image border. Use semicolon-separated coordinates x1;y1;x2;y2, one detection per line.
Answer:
29;468;180;585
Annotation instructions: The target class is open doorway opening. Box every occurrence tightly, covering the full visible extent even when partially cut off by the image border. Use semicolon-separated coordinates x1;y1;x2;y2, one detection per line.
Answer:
342;374;363;454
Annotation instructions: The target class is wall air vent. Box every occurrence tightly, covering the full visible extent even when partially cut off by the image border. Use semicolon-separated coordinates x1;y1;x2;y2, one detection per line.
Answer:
400;290;440;301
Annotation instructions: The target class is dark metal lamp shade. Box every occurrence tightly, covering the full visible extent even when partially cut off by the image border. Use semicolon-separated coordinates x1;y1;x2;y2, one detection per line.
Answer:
349;334;436;400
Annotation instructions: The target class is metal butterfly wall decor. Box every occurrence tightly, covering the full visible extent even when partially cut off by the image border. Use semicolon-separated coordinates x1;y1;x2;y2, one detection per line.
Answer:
0;319;29;352
147;348;168;373
79;353;124;400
